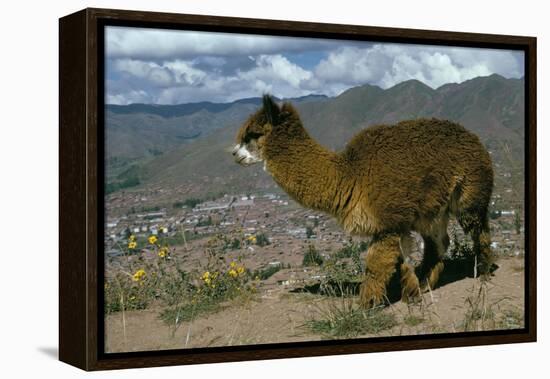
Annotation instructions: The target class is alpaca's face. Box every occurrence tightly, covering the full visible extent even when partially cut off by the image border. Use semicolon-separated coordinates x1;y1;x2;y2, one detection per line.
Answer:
233;110;270;166
232;139;264;166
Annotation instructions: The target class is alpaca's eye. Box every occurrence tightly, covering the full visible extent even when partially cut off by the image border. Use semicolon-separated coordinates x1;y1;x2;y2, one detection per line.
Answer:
244;132;262;143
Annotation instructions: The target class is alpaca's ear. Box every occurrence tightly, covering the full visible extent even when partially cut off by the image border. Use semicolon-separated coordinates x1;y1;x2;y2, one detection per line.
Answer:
262;94;280;125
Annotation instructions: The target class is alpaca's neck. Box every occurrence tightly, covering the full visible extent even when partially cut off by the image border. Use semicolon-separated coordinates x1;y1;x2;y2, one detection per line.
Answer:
264;124;346;215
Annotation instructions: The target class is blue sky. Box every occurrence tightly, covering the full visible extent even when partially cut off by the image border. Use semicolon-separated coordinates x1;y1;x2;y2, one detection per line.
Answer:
105;26;524;105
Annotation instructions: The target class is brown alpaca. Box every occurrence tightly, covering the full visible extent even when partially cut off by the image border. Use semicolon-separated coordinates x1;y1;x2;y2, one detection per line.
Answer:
233;95;494;307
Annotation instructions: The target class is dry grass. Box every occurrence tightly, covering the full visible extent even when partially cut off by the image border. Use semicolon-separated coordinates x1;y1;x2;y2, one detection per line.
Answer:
497;307;524;330
403;314;425;327
304;299;397;339
459;279;521;332
302;273;397;340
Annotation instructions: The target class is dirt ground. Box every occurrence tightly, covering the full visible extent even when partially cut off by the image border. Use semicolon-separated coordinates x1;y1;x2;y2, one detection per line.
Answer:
105;256;525;353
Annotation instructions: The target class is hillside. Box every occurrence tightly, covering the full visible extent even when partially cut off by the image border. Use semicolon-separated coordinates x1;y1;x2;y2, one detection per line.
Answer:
106;94;328;164
105;74;524;196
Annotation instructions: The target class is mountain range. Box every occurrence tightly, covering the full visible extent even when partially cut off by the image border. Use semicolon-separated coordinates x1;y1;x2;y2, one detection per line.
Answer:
105;74;525;197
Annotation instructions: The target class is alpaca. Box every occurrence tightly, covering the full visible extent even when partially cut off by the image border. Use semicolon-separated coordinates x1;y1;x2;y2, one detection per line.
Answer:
233;95;494;307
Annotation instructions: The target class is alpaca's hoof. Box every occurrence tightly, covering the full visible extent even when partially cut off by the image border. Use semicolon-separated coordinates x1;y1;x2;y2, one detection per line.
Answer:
401;278;421;304
359;278;386;308
476;260;498;279
477;269;495;282
420;261;444;292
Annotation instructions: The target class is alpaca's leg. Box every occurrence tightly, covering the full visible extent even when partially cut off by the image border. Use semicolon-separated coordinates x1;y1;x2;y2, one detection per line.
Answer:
359;233;402;307
399;234;421;303
400;261;420;303
418;236;446;290
455;175;494;278
418;214;449;290
463;212;494;278
477;218;494;278
457;207;494;278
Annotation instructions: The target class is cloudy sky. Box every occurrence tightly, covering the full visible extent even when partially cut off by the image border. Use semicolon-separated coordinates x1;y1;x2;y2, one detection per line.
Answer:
105;26;524;105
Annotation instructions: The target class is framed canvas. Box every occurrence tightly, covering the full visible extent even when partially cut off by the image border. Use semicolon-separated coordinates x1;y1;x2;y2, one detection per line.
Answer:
59;8;537;371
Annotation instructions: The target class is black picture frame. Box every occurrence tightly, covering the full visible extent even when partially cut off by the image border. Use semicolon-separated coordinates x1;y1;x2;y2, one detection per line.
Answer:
59;7;537;371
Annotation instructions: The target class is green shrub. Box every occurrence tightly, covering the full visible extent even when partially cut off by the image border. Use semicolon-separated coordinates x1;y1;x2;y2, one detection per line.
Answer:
256;233;270;247
197;216;213;227
252;264;281;280
335;241;368;259
303;244;324;266
184;198;202;208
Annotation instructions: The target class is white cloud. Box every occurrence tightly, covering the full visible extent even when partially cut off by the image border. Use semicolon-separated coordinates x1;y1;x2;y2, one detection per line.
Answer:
108;54;318;104
106;28;525;104
314;44;523;90
163;60;207;85
106;90;150;105
113;59;174;87
112;58;209;88
315;46;391;85
106;26;336;60
239;55;313;94
446;47;524;78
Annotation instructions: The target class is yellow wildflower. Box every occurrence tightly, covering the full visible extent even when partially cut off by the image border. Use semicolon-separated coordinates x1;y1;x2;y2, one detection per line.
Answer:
202;271;214;285
158;246;168;258
228;269;238;278
129;235;136;241
132;269;146;282
247;235;257;244
230;261;237;268
148;235;158;245
128;241;137;249
237;266;245;275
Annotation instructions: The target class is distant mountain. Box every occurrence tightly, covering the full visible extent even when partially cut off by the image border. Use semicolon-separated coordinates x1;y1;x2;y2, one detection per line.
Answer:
107;94;329;118
107;99;257;118
299;74;524;150
105;94;329;168
105;102;257;167
105;74;524;196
